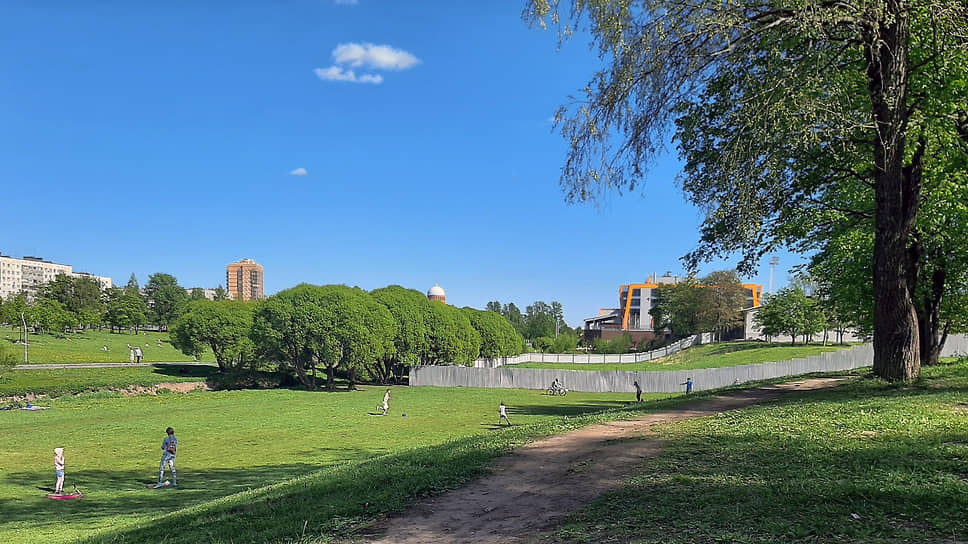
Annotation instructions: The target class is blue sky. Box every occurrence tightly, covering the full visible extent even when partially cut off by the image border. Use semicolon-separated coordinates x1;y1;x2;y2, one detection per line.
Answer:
0;1;802;327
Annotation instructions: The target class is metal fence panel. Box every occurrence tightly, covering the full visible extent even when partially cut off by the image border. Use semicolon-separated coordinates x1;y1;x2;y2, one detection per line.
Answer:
411;337;953;393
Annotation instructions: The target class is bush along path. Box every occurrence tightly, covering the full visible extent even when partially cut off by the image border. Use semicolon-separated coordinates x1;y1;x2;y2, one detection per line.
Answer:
357;377;847;544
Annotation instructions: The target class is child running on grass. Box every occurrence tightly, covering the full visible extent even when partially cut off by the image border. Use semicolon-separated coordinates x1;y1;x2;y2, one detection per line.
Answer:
499;402;511;426
157;427;177;487
382;389;391;416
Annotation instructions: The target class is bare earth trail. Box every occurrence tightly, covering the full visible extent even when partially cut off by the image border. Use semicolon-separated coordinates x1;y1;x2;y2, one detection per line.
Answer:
358;377;847;544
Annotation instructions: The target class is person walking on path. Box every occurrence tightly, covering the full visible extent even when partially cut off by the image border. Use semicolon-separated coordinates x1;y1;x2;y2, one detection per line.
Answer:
53;447;65;494
382;389;392;416
134;346;144;363
682;377;694;394
499;402;511;426
633;380;642;402
157;427;177;487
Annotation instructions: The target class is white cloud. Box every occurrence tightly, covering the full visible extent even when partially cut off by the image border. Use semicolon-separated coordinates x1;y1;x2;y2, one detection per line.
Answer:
289;168;308;176
314;66;383;84
332;42;419;70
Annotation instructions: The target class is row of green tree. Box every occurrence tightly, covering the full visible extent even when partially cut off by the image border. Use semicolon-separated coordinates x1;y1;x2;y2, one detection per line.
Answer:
169;284;525;388
484;299;581;352
0;273;228;337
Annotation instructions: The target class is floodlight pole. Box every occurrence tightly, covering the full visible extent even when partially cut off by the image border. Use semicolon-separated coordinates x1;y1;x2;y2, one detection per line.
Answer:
769;256;780;294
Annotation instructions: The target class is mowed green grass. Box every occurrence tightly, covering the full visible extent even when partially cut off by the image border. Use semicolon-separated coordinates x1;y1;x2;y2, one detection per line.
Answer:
516;341;852;371
0;365;218;398
552;359;968;543
0;326;215;364
0;384;668;544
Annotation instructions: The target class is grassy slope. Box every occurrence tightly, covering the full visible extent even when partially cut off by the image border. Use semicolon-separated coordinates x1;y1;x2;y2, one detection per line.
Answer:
516;341;851;371
552;360;968;543
0;326;215;364
0;365;218;398
0;385;670;544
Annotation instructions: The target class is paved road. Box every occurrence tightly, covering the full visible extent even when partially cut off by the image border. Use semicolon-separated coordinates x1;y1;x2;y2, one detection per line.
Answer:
13;362;217;370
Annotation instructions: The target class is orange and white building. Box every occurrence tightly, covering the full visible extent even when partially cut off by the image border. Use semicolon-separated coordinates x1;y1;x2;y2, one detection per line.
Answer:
583;273;763;344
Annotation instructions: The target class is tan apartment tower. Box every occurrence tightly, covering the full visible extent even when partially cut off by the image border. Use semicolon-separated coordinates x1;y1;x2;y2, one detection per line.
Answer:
226;258;264;301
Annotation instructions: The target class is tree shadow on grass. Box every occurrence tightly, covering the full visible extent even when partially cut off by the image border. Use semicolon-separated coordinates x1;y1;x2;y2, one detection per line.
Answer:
149;365;219;380
1;463;322;528
509;400;630;417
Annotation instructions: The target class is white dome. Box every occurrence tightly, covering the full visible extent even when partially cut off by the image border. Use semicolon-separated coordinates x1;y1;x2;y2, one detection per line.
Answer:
428;284;446;297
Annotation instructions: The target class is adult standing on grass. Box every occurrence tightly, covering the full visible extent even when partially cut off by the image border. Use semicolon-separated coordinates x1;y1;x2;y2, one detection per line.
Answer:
157;427;177;487
135;346;143;363
382;389;391;416
633;380;642;403
499;402;511;426
53;447;65;494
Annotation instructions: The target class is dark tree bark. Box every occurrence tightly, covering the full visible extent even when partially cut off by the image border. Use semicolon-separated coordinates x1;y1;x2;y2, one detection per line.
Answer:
917;257;948;366
867;1;922;381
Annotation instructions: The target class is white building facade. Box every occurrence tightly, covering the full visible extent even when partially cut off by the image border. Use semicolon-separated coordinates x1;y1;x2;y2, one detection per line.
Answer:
0;253;113;300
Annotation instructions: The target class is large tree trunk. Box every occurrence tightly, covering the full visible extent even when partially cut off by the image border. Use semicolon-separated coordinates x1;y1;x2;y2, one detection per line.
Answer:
867;1;921;381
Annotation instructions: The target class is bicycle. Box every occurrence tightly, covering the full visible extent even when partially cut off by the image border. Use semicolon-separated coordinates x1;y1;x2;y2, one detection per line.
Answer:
546;386;569;396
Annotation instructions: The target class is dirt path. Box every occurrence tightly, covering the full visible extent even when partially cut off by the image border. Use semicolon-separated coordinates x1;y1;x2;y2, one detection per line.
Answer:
358;377;847;544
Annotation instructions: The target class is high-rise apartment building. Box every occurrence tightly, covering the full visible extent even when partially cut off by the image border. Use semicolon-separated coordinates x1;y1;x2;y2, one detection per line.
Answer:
0;252;113;300
226;258;264;301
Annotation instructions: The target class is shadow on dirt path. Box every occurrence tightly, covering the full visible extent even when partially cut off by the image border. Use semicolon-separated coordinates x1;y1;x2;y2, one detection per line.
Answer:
356;377;848;544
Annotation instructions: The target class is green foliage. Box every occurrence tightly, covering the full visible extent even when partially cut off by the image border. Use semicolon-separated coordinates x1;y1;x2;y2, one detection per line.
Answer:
0;342;17;378
593;332;633;354
424;301;480;365
104;287;148;332
169;299;256;371
500;302;526;337
27;297;75;334
213;285;229;301
525;301;556;339
528;0;968;381
552;328;579;353
463;307;524;358
370;285;433;381
189;288;207;301
252;284;397;389
650;272;746;339
144;273;189;329
755;287;827;344
532;336;554;352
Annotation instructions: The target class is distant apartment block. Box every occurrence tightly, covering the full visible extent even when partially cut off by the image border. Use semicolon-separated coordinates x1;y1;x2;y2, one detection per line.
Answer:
226;258;264;301
0;252;113;300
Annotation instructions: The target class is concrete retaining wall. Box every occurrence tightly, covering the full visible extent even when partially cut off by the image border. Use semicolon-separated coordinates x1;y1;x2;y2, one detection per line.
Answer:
410;334;968;393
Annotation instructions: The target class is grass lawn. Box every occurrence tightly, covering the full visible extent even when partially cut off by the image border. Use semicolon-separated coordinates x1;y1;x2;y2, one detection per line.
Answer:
0;384;673;544
0;365;218;398
0;326;215;364
516;341;853;371
552;359;968;543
